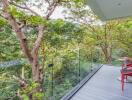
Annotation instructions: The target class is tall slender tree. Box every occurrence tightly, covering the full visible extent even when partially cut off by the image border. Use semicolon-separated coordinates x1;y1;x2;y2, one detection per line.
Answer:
0;0;62;98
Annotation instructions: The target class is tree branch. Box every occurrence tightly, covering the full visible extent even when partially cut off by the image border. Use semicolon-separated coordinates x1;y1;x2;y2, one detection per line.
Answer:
31;0;61;55
0;12;9;20
2;0;33;63
45;0;61;19
9;1;41;16
31;25;45;55
45;0;51;6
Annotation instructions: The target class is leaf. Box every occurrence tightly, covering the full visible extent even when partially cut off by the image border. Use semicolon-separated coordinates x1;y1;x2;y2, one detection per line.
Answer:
21;94;29;100
26;16;48;25
0;18;7;26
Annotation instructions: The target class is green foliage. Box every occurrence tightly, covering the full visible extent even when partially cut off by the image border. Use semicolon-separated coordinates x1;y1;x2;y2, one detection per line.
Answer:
0;18;7;26
20;81;44;100
21;94;29;100
13;0;25;2
33;92;44;100
26;16;48;26
0;70;19;99
9;6;25;18
45;20;84;49
0;25;21;61
115;19;132;57
21;82;39;94
8;5;48;26
0;0;99;100
0;0;131;98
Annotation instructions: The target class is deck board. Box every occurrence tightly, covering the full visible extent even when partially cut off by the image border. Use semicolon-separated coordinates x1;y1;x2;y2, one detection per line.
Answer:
70;65;132;100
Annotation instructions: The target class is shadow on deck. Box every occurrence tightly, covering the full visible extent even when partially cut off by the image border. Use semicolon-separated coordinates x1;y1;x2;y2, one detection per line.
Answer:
63;65;132;100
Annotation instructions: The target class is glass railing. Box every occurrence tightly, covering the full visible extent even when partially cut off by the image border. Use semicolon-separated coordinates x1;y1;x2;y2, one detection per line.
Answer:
43;48;103;100
0;46;103;100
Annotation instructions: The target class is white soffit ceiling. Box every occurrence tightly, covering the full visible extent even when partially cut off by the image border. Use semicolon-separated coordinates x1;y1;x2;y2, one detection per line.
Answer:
87;0;132;21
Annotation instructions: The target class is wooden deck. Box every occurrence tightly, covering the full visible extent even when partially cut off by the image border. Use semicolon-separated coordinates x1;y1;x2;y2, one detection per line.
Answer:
70;65;132;100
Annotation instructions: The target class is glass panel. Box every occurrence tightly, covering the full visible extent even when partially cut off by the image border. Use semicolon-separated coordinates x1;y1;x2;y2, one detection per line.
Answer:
43;46;103;100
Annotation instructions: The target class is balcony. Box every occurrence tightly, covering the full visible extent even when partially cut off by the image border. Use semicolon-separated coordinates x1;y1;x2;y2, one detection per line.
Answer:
62;65;132;100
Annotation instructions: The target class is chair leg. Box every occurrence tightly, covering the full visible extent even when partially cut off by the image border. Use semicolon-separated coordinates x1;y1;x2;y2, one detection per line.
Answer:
121;74;125;91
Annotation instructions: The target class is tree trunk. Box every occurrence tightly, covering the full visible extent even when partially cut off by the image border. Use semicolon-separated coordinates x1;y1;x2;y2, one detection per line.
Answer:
105;55;112;64
2;0;59;99
31;58;43;83
2;1;44;99
101;46;112;64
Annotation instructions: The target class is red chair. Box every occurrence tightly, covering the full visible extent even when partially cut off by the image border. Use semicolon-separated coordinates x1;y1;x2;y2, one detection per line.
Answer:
122;63;132;80
122;62;132;69
126;63;132;68
121;64;132;91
